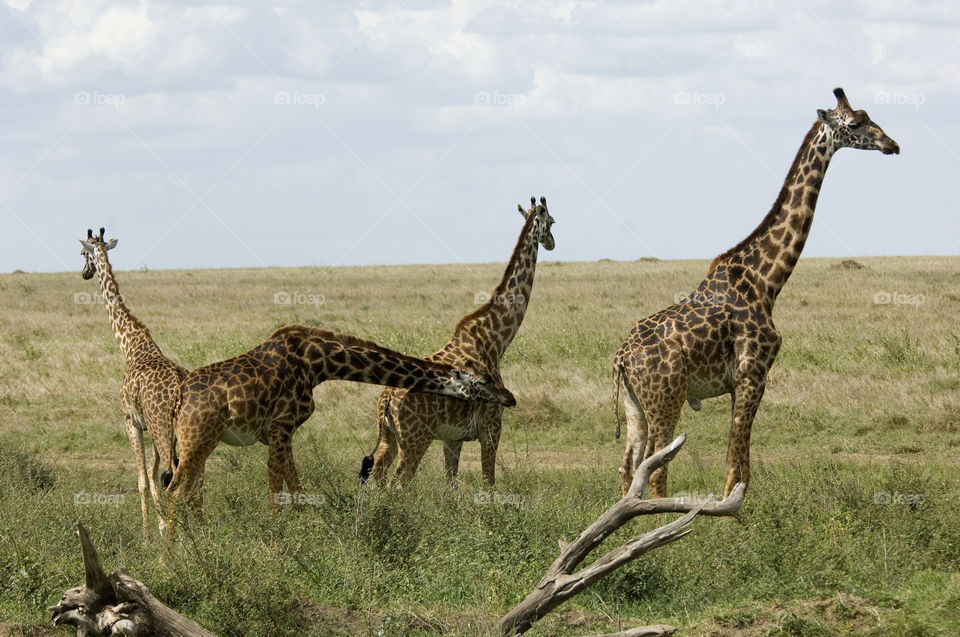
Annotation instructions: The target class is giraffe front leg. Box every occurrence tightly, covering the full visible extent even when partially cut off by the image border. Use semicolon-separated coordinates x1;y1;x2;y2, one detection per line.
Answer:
478;414;502;487
267;426;300;510
123;414;151;540
442;441;463;488
725;375;766;498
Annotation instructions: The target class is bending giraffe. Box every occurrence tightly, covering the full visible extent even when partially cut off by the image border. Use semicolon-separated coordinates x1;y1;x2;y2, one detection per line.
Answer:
614;88;900;498
165;324;515;524
360;196;555;488
79;228;188;539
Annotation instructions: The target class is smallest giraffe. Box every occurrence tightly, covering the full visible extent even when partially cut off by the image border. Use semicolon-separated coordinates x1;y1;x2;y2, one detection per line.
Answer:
80;228;188;539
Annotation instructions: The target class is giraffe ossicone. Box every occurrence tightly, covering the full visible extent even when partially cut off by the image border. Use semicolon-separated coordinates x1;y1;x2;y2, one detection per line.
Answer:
614;87;899;498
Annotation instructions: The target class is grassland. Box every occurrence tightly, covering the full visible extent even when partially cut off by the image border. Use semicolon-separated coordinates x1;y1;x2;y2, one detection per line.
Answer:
1;256;959;636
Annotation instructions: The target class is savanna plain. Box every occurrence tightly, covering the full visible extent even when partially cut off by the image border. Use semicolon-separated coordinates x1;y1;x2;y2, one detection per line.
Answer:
1;255;959;636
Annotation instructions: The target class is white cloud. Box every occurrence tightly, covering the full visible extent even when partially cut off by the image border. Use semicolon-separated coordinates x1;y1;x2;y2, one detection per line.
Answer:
0;0;957;273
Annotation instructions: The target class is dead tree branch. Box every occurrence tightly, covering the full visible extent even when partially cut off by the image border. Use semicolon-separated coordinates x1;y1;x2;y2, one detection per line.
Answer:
49;521;215;636
501;434;746;636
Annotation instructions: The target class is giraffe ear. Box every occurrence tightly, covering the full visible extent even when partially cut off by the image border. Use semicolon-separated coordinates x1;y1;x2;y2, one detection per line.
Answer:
79;239;94;252
816;108;833;125
105;238;118;250
517;203;526;218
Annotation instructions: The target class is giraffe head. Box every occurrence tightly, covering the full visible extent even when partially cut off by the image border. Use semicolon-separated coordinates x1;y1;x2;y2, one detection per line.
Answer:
79;227;118;279
816;87;900;155
517;196;555;251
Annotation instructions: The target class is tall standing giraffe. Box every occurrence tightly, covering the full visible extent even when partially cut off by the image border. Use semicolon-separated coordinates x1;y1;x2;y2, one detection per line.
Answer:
360;196;555;487
165;324;515;524
614;88;900;498
79;228;188;539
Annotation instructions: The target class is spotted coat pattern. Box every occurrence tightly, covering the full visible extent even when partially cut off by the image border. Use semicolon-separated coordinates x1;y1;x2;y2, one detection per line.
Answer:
80;228;188;539
365;197;555;488
166;324;515;521
614;89;900;498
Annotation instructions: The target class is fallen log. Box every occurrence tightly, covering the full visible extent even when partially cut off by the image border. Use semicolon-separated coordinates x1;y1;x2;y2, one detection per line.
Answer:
49;521;215;636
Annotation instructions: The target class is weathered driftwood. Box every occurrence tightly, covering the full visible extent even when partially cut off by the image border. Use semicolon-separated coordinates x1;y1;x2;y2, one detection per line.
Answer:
500;434;746;636
49;521;214;637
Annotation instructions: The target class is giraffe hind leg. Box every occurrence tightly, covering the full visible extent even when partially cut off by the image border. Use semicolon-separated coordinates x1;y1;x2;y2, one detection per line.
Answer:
370;394;398;485
618;380;648;496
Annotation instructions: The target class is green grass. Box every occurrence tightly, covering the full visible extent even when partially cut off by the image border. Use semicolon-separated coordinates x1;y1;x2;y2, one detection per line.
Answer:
1;256;959;635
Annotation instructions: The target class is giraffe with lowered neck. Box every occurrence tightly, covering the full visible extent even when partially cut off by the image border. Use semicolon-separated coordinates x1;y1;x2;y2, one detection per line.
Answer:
165;324;515;528
79;228;188;539
360;196;555;487
614;88;900;498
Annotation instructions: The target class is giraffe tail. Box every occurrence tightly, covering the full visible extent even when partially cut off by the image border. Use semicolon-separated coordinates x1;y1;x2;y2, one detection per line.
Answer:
613;357;624;440
358;454;374;484
161;385;183;489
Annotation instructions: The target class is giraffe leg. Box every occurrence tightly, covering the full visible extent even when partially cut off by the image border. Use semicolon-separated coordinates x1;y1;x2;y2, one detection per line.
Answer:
165;421;219;530
394;435;432;489
123;414;151;540
724;375;766;497
267;425;301;510
371;396;399;485
442;441;463;488
148;442;167;537
478;412;502;486
618;383;648;496
640;381;687;499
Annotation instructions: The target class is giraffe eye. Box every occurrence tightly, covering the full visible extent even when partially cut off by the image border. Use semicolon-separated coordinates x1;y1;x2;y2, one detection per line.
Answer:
848;121;861;130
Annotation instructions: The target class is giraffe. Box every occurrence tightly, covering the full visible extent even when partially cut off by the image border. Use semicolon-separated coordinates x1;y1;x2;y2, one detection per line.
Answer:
614;88;900;498
79;228;188;539
165;323;515;524
360;196;555;488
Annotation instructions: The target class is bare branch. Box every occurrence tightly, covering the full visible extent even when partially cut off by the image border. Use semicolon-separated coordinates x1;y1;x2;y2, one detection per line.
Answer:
501;435;745;636
50;522;215;636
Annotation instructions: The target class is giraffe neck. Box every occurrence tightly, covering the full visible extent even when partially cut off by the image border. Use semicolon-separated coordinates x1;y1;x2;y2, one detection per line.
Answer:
706;120;838;308
92;249;159;363
284;326;463;394
448;213;541;366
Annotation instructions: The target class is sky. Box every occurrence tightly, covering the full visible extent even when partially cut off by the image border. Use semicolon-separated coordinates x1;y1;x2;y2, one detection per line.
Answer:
1;0;958;274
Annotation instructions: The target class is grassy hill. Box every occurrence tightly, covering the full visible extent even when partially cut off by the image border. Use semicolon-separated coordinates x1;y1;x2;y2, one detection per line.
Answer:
1;256;958;635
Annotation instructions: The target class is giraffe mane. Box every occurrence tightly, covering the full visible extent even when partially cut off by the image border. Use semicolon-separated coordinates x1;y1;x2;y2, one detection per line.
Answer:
95;244;153;337
451;204;539;334
268;324;426;361
707;121;823;274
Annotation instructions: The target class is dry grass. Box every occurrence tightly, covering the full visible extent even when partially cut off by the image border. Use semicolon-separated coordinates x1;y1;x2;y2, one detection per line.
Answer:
1;255;958;635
